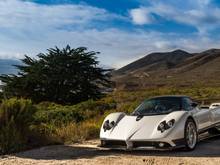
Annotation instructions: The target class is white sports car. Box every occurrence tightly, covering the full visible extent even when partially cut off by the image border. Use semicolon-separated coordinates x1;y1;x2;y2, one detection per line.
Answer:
100;96;220;150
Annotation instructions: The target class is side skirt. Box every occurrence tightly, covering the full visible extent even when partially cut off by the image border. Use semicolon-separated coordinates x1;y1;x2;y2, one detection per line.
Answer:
198;122;220;134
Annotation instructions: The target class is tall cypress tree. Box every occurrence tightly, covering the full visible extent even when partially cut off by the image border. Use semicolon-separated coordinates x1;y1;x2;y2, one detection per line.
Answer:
0;45;112;104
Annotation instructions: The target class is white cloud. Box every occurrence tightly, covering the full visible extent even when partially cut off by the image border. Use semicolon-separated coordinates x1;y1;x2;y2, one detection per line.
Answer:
130;7;154;25
0;0;124;32
130;0;220;34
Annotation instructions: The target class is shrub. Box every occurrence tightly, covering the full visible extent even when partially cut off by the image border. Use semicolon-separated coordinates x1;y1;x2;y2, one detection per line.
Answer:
31;97;116;146
34;106;85;126
0;98;36;154
0;120;24;154
34;98;116;126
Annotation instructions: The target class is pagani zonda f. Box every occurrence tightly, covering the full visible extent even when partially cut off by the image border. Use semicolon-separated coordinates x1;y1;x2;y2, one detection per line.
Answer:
100;96;220;150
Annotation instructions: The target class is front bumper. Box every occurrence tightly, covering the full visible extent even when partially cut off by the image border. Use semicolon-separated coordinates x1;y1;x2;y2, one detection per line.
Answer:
100;139;185;150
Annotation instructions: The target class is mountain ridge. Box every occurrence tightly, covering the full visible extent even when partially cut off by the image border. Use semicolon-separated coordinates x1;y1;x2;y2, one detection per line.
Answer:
114;49;193;75
113;49;220;90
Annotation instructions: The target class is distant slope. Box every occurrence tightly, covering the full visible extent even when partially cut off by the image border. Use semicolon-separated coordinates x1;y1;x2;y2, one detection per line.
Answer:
114;49;193;75
0;59;20;75
113;49;220;90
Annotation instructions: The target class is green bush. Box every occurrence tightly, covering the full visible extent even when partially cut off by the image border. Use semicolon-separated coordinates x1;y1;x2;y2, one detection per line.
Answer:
34;106;85;126
0;98;36;154
0;120;24;154
29;97;116;145
34;98;116;127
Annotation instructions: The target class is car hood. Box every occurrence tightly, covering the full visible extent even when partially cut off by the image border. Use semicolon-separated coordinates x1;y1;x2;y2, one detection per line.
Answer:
101;111;186;141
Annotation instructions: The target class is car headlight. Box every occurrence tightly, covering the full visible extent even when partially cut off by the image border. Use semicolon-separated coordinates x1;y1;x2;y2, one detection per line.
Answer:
103;120;115;132
157;119;175;133
157;121;166;132
167;119;175;128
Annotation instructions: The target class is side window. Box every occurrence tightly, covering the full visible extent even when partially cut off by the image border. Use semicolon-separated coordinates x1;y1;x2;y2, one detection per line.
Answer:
182;98;193;111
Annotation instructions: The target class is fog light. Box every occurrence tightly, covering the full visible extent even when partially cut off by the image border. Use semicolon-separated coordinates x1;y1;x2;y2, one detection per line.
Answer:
159;142;165;147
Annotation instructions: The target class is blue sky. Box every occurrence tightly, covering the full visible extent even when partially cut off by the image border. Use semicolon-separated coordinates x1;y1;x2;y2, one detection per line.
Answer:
0;0;220;68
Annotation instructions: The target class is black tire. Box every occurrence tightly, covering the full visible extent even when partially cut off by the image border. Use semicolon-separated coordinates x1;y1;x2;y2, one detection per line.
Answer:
208;127;220;135
184;118;198;151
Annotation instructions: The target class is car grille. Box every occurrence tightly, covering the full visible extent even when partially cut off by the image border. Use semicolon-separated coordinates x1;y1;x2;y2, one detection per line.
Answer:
102;140;171;148
133;141;171;148
104;140;127;147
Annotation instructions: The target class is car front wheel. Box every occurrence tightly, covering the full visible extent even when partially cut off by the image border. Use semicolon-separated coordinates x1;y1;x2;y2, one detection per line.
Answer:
184;119;198;151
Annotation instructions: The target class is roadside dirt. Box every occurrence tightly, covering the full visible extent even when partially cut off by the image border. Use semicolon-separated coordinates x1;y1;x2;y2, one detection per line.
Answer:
1;135;220;165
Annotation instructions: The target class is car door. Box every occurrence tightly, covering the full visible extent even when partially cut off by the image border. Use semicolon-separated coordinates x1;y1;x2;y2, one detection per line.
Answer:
209;107;220;125
195;108;212;130
182;97;211;130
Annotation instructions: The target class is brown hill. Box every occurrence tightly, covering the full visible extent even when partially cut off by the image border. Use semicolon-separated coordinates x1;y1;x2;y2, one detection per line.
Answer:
115;49;192;74
113;49;220;90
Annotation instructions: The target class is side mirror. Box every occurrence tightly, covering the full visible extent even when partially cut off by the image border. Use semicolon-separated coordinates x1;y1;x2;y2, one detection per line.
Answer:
191;102;198;108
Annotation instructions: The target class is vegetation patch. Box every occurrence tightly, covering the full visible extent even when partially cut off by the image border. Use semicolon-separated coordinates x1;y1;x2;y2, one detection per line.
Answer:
0;86;219;154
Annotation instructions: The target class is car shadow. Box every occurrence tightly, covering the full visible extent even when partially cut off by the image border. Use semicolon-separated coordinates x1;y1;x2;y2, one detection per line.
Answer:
3;135;220;160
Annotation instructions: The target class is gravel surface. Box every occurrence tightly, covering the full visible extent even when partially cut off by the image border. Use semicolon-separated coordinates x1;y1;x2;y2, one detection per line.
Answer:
1;135;220;165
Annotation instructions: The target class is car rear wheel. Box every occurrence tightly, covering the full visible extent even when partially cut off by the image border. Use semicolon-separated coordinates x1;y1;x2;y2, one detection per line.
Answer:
184;119;198;151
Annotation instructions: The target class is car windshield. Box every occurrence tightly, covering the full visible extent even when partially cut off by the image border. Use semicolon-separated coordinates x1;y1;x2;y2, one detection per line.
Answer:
132;97;182;116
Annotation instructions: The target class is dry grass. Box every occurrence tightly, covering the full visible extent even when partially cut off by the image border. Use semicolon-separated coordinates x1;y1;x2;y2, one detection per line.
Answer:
55;120;100;144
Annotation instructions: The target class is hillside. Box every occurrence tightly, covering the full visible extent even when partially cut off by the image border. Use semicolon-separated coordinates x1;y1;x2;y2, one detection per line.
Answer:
113;49;220;90
115;49;193;74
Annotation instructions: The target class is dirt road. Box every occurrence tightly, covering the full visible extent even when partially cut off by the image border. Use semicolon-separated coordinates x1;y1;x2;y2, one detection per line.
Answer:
1;136;220;165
